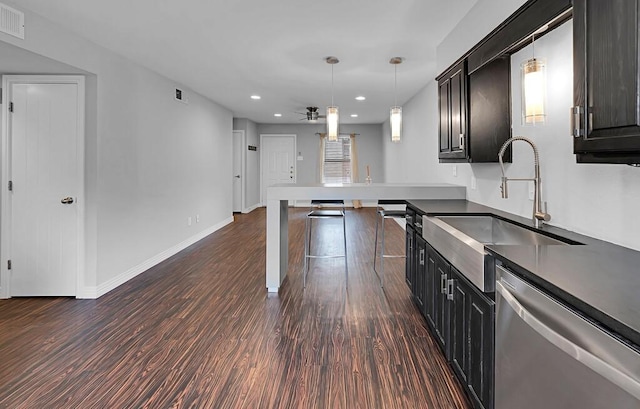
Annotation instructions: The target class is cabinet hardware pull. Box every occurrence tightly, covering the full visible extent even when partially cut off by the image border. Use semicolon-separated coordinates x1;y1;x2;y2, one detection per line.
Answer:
571;106;584;138
415;222;423;229
419;249;425;265
441;274;448;294
459;133;465;149
447;279;455;301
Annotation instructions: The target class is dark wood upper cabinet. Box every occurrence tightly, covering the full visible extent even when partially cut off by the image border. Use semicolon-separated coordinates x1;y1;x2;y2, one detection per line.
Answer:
438;58;511;163
468;57;512;163
438;61;468;161
573;0;640;164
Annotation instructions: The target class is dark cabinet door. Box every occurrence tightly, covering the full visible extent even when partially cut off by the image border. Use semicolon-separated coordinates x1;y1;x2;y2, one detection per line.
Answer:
414;235;427;314
449;267;469;384
425;242;437;330
405;225;415;289
428;245;450;358
439;61;468;161
439;80;451;155
468;57;511;163
467;285;495;409
574;0;640;163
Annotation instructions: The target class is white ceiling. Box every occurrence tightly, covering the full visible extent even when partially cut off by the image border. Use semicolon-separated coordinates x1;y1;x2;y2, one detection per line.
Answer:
13;0;477;124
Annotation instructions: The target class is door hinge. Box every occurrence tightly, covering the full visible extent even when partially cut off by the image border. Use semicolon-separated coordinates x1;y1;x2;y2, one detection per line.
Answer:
571;106;584;138
8;181;12;191
9;102;14;113
7;260;11;270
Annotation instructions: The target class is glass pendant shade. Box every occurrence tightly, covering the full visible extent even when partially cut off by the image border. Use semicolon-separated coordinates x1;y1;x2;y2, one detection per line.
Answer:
522;58;546;124
390;106;402;142
326;106;339;141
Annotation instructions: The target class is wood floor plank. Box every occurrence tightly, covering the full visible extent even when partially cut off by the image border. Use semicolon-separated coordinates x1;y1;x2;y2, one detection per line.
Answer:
0;207;471;408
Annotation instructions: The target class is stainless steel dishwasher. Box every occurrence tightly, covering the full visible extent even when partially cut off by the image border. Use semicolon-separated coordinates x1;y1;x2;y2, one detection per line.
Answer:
495;265;640;409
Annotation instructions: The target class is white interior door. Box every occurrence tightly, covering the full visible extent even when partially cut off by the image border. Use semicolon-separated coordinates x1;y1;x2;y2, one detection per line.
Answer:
8;80;82;296
261;135;295;205
232;130;243;212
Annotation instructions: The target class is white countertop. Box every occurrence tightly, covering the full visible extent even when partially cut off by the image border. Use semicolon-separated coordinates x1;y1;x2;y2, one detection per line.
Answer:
265;183;467;291
267;183;467;201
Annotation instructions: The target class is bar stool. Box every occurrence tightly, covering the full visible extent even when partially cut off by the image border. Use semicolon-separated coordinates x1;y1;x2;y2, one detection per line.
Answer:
373;200;406;287
303;199;348;287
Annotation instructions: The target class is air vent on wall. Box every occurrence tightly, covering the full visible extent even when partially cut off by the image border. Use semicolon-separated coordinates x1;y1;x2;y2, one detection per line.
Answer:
0;2;24;39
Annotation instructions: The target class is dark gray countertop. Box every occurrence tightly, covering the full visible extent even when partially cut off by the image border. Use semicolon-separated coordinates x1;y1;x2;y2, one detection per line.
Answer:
407;199;640;350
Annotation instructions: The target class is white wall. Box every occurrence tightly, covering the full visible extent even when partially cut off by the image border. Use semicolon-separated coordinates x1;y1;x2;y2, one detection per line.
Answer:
0;1;234;297
395;16;640;252
233;118;260;211
383;81;440;183
257;123;386;185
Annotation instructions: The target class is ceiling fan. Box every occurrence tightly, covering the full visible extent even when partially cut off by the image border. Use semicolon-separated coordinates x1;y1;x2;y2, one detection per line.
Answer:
296;106;326;122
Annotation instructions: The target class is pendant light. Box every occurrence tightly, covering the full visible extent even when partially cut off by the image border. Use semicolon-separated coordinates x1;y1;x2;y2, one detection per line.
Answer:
326;56;340;141
390;57;403;142
522;32;546;125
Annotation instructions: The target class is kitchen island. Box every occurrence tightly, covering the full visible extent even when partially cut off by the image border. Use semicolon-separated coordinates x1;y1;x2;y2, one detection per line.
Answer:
265;183;466;292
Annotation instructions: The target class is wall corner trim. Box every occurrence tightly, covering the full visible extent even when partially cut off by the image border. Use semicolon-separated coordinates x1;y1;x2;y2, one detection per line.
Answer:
94;216;234;299
242;203;261;214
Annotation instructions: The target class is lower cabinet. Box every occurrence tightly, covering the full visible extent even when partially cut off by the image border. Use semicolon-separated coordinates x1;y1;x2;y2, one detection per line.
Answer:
449;267;495;409
405;225;416;289
426;243;451;358
410;234;494;409
414;235;427;315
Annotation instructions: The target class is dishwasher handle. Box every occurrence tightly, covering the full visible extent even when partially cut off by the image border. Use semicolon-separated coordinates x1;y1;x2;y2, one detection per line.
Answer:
496;280;640;400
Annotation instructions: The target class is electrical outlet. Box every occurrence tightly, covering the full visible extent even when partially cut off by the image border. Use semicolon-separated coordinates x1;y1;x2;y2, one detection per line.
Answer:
471;175;477;190
452;165;457;177
528;181;535;201
187;216;192;226
196;214;200;223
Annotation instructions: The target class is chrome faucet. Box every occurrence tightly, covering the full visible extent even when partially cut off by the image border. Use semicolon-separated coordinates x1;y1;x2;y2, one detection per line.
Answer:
498;136;551;228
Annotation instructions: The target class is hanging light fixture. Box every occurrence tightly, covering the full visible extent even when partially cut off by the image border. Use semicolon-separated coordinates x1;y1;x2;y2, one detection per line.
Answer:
325;56;340;141
390;57;404;142
521;32;546;125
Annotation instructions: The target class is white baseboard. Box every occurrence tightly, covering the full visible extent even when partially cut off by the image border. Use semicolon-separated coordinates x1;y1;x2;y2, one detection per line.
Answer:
76;286;97;299
90;216;234;299
242;203;261;213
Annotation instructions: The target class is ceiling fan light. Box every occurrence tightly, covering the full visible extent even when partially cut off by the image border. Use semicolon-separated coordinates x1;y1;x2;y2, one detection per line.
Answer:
390;106;402;143
326;106;339;141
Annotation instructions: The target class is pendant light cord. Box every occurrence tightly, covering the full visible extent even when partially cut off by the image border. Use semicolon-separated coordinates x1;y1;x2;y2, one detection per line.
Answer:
394;64;398;107
331;64;335;107
532;33;536;59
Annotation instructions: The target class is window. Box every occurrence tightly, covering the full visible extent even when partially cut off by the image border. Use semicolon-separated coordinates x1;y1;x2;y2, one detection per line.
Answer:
322;135;351;183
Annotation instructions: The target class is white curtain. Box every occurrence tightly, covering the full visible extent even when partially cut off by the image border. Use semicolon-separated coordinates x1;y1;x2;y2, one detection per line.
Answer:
317;132;326;183
350;133;362;209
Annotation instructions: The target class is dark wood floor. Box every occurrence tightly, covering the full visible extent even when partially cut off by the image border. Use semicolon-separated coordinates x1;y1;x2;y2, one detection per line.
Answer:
0;207;470;409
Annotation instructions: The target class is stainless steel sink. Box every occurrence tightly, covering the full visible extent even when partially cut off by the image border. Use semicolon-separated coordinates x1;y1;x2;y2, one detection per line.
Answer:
422;215;571;292
435;215;567;246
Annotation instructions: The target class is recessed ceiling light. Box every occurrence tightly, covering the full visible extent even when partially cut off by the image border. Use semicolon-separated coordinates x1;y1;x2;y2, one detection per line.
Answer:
250;95;261;100
350;114;358;118
355;96;366;101
274;113;282;117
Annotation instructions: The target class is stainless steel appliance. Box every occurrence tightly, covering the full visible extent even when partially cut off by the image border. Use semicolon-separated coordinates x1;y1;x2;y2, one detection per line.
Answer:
495;265;640;409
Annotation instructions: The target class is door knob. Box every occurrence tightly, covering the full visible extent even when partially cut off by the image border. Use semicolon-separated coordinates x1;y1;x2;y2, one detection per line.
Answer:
234;175;241;178
61;197;74;204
